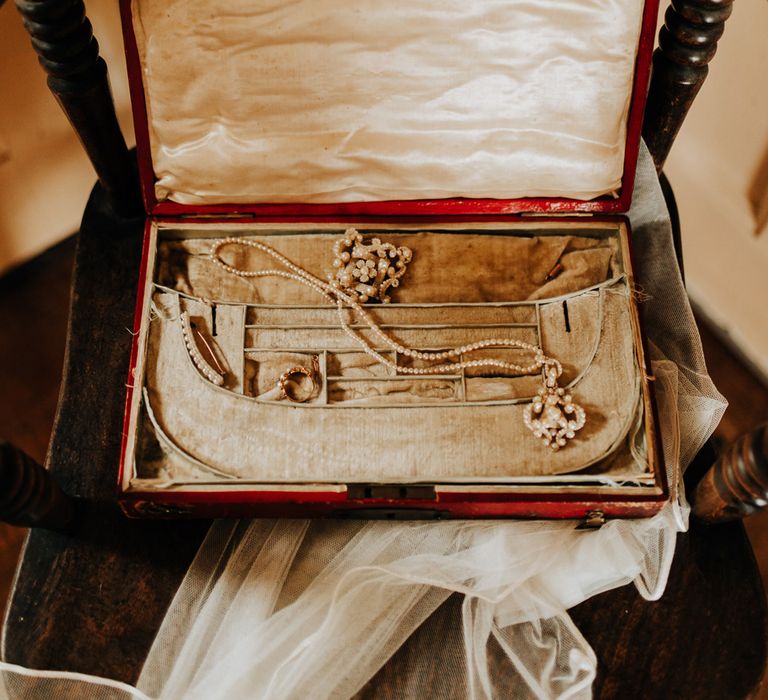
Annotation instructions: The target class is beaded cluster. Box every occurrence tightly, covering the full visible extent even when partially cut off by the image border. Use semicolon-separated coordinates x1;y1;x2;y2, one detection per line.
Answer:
523;366;587;451
208;232;587;448
331;230;412;304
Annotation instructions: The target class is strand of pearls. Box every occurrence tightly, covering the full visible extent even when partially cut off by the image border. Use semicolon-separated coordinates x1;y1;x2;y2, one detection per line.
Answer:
208;237;562;379
180;311;225;386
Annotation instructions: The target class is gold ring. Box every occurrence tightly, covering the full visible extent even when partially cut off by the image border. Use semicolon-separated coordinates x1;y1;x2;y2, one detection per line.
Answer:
278;366;316;403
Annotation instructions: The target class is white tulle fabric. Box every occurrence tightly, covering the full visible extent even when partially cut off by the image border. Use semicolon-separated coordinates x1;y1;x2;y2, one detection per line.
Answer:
131;0;645;204
0;146;727;699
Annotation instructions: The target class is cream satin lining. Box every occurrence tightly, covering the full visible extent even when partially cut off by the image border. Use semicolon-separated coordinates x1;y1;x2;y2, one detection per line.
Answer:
131;0;644;205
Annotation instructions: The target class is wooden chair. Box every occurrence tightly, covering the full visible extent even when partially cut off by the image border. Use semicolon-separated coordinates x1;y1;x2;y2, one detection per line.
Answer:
3;0;766;696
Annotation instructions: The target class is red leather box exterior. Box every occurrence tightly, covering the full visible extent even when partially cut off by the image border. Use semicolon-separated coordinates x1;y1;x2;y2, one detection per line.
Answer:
117;215;668;521
117;2;667;521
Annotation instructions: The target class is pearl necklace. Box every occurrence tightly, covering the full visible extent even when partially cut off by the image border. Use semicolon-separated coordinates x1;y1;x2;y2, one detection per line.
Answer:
207;234;587;450
209;236;558;378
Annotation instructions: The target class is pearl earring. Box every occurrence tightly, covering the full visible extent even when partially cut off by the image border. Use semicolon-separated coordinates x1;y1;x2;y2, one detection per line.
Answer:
523;364;587;450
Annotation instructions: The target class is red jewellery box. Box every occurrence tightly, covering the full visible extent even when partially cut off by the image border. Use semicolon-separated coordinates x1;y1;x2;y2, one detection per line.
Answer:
117;0;667;521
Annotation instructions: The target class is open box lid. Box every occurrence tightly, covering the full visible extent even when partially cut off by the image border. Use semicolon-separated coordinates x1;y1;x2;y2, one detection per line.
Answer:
120;0;659;218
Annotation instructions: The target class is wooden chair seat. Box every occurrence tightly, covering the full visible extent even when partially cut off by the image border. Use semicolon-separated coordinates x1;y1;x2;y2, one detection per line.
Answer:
2;186;765;698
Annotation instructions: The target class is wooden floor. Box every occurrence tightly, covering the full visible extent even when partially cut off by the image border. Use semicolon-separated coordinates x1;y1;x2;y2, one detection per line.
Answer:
1;235;768;687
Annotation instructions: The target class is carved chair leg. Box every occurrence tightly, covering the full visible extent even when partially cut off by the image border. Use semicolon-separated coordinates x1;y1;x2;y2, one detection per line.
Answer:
643;0;735;172
693;424;768;523
0;441;74;530
14;0;142;217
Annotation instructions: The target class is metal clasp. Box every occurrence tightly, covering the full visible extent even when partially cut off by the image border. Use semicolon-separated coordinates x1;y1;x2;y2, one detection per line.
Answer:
347;483;437;501
577;509;606;529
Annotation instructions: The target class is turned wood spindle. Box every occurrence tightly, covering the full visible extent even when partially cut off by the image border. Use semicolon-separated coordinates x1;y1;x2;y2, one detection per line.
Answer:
693;424;768;523
643;0;734;172
0;441;74;530
14;0;142;216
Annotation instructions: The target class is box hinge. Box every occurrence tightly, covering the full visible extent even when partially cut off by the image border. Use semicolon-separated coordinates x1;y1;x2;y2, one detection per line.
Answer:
520;212;594;218
346;483;437;501
577;509;606;529
192;212;261;220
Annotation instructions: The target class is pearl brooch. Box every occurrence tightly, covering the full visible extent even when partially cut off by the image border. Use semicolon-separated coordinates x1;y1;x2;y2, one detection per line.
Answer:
331;229;412;304
523;366;587;450
180;311;225;386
